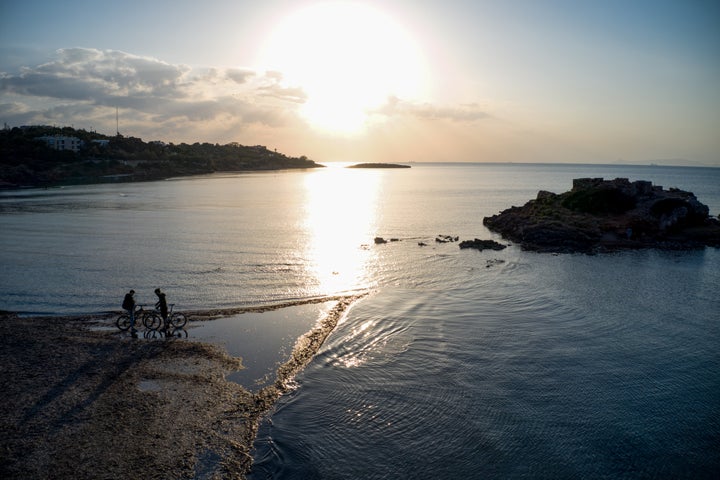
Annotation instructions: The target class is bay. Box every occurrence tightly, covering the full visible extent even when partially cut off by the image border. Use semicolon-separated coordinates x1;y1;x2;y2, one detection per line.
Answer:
1;163;719;478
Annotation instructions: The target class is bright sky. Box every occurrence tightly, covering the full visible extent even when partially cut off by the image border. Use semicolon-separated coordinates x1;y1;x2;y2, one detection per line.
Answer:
1;0;719;165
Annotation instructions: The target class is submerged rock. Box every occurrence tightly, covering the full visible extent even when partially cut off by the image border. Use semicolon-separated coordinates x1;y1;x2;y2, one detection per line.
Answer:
374;237;399;244
483;177;720;253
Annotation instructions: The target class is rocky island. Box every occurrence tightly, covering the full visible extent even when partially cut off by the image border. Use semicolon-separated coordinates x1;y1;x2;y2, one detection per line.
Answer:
347;163;411;169
483;177;720;253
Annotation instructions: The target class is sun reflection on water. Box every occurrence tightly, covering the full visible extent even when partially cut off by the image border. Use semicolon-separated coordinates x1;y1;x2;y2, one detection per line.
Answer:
303;165;382;295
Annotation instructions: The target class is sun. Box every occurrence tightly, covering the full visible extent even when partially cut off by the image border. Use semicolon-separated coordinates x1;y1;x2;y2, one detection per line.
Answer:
258;2;429;135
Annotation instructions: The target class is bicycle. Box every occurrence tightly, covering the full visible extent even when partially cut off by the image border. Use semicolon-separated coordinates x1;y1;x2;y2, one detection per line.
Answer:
116;305;162;331
144;303;187;330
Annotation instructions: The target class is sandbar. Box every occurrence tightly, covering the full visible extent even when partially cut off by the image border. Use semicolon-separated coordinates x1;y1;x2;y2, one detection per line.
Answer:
0;295;364;479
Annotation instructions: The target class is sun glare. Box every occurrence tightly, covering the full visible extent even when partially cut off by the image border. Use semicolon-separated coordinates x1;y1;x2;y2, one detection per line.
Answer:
303;165;381;293
259;2;429;134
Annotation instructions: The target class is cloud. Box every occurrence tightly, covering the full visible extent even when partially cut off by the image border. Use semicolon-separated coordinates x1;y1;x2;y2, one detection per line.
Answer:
0;101;36;125
0;48;306;137
226;68;255;84
1;48;188;100
0;47;495;154
257;84;307;103
374;96;491;122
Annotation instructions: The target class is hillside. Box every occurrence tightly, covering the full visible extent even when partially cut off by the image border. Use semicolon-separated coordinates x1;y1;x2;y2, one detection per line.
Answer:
0;126;322;187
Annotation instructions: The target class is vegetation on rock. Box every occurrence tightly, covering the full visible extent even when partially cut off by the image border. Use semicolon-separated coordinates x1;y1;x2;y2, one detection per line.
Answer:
483;177;720;253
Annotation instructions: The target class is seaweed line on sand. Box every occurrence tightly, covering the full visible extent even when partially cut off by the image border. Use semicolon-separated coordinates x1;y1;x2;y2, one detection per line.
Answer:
0;293;366;480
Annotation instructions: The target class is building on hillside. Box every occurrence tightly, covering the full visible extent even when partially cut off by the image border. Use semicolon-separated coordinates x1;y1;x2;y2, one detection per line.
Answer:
36;135;84;152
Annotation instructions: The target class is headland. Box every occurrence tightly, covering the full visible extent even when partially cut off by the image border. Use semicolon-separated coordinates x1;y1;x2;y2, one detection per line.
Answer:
0;125;322;188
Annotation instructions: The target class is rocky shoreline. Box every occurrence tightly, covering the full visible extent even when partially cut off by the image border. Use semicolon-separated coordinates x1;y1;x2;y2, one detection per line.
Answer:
0;295;364;479
483;177;720;253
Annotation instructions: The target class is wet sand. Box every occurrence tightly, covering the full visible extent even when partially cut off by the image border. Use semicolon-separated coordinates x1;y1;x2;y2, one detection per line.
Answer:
0;295;364;479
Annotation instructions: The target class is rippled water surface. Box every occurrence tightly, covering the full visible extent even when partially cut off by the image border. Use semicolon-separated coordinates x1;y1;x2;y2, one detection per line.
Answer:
2;163;719;478
251;251;720;479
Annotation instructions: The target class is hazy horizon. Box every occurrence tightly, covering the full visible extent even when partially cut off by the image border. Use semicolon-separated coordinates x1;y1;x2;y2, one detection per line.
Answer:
1;1;719;166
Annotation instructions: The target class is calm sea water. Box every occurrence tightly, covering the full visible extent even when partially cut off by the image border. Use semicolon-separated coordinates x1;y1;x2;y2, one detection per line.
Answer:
1;163;719;478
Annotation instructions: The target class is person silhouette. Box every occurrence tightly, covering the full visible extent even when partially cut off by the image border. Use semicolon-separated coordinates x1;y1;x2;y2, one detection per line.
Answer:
154;288;168;329
122;289;137;334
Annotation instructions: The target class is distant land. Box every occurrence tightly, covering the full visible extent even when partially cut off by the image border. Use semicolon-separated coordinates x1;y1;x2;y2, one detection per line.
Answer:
0;126;322;188
610;158;710;167
347;163;411;169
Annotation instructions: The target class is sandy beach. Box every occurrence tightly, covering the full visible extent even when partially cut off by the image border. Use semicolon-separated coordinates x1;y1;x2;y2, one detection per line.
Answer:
0;295;364;479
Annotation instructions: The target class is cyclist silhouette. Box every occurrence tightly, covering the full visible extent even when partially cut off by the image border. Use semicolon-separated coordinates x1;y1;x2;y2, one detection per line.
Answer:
122;289;137;334
154;288;168;328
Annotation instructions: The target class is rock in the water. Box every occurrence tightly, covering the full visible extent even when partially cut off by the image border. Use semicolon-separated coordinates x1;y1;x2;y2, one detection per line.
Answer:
458;239;507;251
483;177;720;253
435;235;459;243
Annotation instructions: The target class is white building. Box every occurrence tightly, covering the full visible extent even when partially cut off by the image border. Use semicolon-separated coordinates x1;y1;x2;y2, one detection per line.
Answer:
36;135;84;152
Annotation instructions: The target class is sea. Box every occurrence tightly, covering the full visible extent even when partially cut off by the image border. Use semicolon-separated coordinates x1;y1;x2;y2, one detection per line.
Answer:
1;163;719;479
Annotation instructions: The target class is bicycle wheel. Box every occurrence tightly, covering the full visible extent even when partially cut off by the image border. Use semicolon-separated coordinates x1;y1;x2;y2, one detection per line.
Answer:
116;314;131;331
143;312;161;330
170;313;187;329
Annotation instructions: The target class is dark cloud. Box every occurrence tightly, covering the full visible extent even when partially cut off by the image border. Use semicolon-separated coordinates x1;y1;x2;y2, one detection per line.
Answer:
0;102;35;125
226;68;255;84
1;71;107;100
0;101;97;127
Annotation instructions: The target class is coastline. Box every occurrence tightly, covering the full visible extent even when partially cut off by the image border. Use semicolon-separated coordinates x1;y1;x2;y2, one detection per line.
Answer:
0;295;365;479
